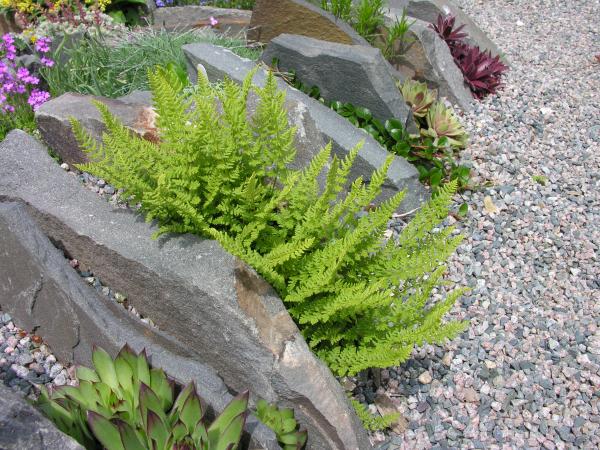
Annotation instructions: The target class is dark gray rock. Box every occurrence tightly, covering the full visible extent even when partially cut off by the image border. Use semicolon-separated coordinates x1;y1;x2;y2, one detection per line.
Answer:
35;93;158;165
261;33;415;125
386;15;473;109
0;383;84;450
0;200;278;449
152;6;251;36
0;130;371;450
388;0;505;59
248;0;368;45
117;89;153;105
184;43;428;212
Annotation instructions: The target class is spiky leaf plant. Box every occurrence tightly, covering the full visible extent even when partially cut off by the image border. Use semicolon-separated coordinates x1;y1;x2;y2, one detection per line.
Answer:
429;13;468;50
421;101;468;148
398;79;436;118
453;45;509;99
430;13;508;99
255;400;307;449
37;345;248;450
71;66;467;377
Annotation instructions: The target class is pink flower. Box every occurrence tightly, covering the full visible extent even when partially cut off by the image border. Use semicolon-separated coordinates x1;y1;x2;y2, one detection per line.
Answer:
35;37;51;53
16;67;38;85
2;34;14;46
40;56;54;67
27;89;50;110
209;16;218;27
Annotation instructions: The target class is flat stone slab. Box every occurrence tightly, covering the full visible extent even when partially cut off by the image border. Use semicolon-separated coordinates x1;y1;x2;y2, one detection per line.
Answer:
389;0;505;59
261;33;414;125
387;16;473;109
0;130;370;450
184;42;429;212
248;0;368;45
0;383;84;450
0;200;278;449
152;6;251;36
35;93;158;165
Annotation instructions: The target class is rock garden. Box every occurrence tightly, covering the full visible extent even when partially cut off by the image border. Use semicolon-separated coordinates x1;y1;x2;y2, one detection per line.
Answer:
0;0;598;449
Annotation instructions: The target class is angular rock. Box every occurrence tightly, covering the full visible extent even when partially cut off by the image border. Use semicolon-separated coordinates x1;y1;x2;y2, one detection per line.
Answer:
35;93;158;165
261;33;414;125
386;16;473;109
184;43;428;212
152;6;251;36
0;200;278;449
248;0;368;45
389;0;505;59
0;12;21;35
0;383;84;450
0;130;371;450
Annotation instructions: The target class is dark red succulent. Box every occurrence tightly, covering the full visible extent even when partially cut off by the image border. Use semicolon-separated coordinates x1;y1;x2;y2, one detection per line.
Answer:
431;13;508;99
454;45;509;98
429;13;469;50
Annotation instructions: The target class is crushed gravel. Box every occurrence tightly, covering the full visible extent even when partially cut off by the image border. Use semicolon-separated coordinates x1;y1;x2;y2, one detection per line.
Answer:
366;0;600;448
0;312;77;398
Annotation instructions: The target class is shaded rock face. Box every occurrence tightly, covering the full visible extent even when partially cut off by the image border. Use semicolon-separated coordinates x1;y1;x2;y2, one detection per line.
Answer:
35;93;158;165
184;43;428;213
0;383;84;450
0;130;371;450
248;0;368;45
0;199;279;449
386;16;473;109
152;6;251;35
389;0;504;58
262;33;414;126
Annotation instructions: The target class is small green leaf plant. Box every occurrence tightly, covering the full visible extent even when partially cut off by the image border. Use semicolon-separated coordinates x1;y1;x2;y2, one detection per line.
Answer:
37;345;248;450
320;1;414;58
382;8;415;59
255;400;307;449
350;399;400;432
70;66;467;377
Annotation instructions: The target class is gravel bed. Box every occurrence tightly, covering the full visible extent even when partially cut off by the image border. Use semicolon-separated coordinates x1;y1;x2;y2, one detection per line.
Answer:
363;0;600;448
0;311;77;397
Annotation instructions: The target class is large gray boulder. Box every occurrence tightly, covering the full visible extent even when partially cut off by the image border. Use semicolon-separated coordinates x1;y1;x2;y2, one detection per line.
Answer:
0;199;279;449
261;33;414;126
386;16;473;109
0;130;371;450
152;6;251;36
0;383;84;450
388;0;505;59
248;0;368;45
184;42;428;212
35;93;158;165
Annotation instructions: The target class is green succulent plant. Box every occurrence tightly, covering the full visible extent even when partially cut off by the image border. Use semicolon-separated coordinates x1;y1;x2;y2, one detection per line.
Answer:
421;101;468;148
399;79;436;118
37;345;249;450
255;400;307;449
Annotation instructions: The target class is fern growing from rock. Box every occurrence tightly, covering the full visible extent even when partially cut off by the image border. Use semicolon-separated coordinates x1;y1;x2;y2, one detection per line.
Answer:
72;67;467;377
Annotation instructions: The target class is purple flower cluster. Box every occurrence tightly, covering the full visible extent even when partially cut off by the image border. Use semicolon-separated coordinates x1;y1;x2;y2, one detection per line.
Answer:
155;0;173;7
0;33;53;113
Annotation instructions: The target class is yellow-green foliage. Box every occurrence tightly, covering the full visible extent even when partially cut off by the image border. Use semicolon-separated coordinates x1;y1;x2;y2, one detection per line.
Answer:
72;67;467;377
350;399;400;431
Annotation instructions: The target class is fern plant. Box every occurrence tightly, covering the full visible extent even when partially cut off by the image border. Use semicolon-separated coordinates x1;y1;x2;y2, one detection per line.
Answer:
350;399;399;432
71;67;467;377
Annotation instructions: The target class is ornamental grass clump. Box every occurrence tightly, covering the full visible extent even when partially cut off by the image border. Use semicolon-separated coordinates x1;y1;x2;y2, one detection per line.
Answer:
71;66;467;377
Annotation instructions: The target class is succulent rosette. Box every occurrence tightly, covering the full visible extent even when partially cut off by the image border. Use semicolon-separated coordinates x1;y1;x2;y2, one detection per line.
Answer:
399;78;436;118
422;101;468;148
